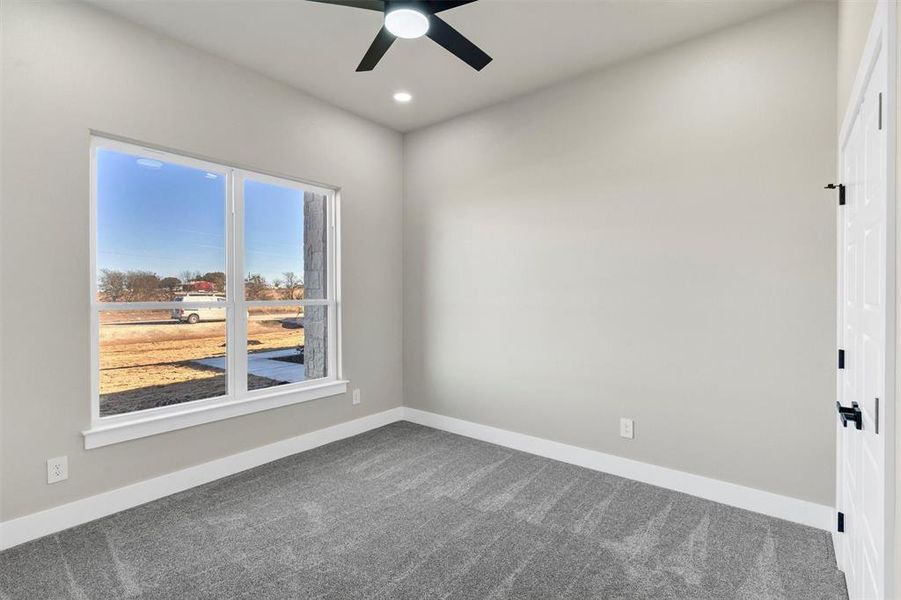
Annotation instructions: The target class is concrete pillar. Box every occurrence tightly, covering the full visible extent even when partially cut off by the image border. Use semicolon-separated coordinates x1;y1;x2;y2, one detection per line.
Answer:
303;192;328;379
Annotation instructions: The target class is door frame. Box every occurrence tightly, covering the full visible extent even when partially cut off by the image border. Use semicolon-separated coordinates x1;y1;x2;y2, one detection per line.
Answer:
836;0;897;596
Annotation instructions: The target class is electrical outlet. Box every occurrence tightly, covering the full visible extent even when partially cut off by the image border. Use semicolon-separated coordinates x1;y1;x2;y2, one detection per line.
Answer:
47;456;68;484
352;389;361;405
619;418;634;440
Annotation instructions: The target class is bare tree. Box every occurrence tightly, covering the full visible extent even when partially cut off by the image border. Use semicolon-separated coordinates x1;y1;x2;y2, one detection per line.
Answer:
125;271;161;301
281;271;303;300
159;277;181;298
245;273;269;300
179;270;201;285
99;269;127;301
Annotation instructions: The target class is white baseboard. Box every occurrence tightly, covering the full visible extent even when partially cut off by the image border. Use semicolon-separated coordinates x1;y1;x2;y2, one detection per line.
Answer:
0;407;405;551
0;404;834;551
402;407;834;531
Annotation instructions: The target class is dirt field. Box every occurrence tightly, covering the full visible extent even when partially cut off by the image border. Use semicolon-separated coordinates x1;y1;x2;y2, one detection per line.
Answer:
99;313;304;416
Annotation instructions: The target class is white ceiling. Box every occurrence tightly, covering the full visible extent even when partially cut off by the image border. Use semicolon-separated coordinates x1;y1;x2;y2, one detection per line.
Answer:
90;0;791;132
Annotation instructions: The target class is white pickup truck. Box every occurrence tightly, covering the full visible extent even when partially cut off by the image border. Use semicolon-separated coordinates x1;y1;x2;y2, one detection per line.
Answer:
171;294;226;324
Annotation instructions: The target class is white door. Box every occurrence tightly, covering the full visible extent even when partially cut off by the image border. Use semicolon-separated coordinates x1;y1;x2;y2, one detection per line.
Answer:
836;44;888;600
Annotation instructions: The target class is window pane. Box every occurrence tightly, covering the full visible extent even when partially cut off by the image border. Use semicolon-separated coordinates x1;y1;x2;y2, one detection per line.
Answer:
95;147;227;302
99;309;227;416
247;306;328;390
244;180;328;300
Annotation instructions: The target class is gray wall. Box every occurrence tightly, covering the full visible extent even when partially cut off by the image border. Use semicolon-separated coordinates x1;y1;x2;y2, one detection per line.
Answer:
0;0;403;520
404;3;838;505
0;0;844;524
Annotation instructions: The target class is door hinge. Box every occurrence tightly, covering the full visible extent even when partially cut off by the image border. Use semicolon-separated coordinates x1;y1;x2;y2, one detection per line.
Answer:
825;183;846;206
837;511;845;533
838;349;845;369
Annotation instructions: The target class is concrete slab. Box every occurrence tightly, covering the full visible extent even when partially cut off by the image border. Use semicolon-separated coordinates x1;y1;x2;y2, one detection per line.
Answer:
193;349;305;383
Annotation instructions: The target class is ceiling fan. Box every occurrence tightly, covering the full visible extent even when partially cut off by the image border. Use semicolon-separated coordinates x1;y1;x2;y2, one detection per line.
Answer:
308;0;492;72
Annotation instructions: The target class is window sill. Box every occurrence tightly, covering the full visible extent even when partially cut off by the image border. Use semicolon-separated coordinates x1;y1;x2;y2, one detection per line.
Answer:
83;380;349;449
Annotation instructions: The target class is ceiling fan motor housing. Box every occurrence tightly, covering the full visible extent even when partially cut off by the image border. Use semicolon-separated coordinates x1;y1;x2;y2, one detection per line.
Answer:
385;0;427;13
308;0;492;72
384;1;431;39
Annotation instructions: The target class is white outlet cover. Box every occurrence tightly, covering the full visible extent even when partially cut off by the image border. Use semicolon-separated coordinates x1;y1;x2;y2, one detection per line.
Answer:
352;389;361;405
47;456;68;484
619;418;634;440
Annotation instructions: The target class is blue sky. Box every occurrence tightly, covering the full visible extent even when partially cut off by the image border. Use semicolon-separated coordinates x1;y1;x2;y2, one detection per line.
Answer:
245;179;304;283
96;148;303;284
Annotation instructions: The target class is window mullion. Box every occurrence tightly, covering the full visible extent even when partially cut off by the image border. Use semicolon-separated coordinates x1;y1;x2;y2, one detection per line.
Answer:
225;168;236;401
232;170;249;396
94;301;225;311
328;192;340;380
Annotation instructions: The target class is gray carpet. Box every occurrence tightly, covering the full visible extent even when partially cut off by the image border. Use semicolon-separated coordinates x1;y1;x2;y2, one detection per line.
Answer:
0;421;847;599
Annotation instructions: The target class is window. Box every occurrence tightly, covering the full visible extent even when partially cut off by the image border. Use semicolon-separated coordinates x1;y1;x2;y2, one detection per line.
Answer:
86;136;344;448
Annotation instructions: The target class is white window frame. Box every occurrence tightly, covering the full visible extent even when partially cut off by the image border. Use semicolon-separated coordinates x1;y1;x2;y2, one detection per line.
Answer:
84;135;346;449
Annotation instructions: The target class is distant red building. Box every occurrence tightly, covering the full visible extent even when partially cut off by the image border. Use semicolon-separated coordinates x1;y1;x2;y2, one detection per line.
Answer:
187;280;214;292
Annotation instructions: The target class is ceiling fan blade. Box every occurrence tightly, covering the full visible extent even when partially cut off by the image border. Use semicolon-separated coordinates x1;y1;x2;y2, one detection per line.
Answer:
426;14;491;71
356;27;396;71
306;0;385;11
428;0;478;13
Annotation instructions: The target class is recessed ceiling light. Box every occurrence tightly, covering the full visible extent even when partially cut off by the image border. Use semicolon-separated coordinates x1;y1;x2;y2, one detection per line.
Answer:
384;8;429;39
393;91;413;103
136;158;163;170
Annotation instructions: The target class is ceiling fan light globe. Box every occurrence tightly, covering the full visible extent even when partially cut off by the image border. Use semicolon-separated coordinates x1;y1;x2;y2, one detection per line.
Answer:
385;8;430;39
